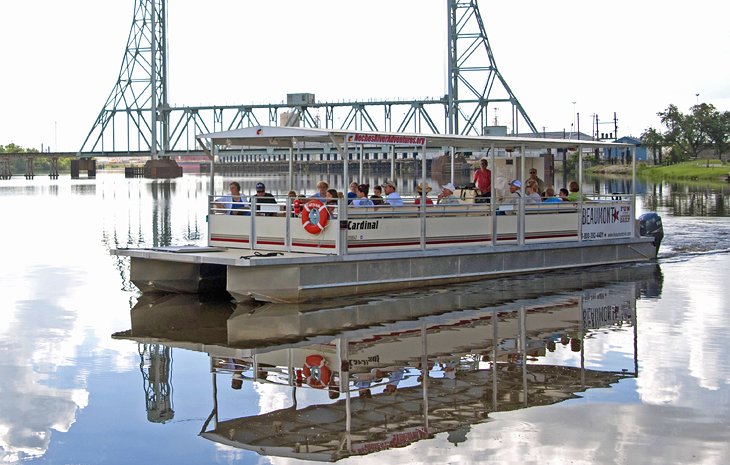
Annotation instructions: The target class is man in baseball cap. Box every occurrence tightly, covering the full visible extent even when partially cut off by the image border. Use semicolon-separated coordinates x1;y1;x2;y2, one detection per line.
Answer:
253;181;277;215
508;179;522;200
382;180;403;206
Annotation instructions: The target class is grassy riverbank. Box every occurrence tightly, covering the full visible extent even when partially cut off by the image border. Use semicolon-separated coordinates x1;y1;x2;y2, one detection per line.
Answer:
587;160;730;181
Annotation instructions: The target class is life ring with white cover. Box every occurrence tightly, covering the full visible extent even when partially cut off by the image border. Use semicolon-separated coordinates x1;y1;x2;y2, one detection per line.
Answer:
302;354;331;389
301;199;329;235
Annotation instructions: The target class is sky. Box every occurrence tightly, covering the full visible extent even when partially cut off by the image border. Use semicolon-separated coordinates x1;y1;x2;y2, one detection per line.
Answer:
1;0;729;152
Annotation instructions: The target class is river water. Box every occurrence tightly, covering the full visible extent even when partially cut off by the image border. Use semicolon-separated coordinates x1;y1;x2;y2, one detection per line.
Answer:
0;172;728;464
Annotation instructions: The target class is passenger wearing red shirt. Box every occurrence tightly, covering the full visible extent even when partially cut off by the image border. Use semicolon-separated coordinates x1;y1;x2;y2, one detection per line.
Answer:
473;158;492;203
414;182;434;205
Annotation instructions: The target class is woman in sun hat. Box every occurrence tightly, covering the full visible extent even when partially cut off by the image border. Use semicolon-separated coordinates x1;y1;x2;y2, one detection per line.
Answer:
414;182;434;205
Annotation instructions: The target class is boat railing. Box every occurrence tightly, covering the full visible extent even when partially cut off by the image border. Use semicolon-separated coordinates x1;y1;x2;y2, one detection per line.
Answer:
207;194;633;254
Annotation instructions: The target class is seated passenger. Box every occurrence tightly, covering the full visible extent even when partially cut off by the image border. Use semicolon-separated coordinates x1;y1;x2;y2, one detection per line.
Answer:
382;180;404;206
312;180;328;199
558;187;569;201
566;181;586;201
414;182;434;205
325;188;340;218
252;182;277;215
347;181;359;204
213;181;249;215
524;180;542;204
501;180;522;203
542;186;563;203
437;182;460;205
370;185;384;205
352;184;374;207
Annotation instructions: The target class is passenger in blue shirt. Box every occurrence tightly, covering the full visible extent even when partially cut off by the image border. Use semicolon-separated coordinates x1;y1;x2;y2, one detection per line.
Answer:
214;181;248;214
312;180;328;199
382;180;404;206
542;186;563;203
352;184;374;207
347;181;358;204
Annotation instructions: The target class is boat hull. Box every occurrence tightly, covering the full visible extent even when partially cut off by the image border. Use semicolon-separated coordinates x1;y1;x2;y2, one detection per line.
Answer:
226;238;656;302
117;237;656;303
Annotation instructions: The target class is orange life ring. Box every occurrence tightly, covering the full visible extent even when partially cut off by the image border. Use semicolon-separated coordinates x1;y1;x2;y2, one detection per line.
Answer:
302;354;331;389
301;199;329;235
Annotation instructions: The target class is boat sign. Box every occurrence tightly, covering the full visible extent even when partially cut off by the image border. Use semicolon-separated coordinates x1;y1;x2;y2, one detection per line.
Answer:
348;133;426;146
581;204;633;241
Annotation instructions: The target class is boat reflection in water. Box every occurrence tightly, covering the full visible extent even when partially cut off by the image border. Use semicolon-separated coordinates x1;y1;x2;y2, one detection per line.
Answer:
113;264;662;462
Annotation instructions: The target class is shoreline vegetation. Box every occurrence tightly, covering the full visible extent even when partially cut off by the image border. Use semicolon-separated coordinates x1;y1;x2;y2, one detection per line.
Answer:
588;161;730;182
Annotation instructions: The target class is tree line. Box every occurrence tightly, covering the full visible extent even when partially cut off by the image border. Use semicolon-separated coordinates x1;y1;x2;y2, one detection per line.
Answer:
0;143;72;173
641;103;730;164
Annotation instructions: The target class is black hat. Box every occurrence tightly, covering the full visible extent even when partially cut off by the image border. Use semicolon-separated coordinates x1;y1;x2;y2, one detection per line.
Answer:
255;182;265;191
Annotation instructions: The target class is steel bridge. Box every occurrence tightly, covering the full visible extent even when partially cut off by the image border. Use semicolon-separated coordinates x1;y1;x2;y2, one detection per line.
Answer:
78;0;537;157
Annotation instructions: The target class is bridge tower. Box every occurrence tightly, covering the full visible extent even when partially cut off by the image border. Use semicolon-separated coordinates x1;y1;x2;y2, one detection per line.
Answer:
447;0;537;135
80;0;169;157
139;343;175;423
78;1;538;155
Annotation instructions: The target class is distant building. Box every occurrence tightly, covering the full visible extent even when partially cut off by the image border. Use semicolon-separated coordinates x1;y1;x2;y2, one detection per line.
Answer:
604;136;647;163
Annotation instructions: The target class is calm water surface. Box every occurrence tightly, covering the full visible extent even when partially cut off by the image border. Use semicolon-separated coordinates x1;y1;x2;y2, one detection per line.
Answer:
0;172;728;464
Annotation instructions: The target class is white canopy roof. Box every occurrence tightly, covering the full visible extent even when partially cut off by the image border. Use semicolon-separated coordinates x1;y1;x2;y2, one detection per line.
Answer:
197;126;630;151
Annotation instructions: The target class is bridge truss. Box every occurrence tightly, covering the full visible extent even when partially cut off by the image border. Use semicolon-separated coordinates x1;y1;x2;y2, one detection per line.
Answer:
79;0;537;156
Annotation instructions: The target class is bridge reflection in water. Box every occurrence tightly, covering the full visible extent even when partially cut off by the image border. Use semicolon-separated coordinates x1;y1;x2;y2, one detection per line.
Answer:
113;264;662;462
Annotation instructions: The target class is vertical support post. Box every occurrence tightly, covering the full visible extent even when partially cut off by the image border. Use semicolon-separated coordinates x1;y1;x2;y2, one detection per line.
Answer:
150;0;158;158
288;146;294;191
250;196;257;250
580;296;586;387
390;145;395;181
211;362;219;429
446;0;455;135
420;322;429;433
450;146;455;185
578;144;584;242
492;308;499;410
359;144;364;181
520;306;527;407
518;145;525;246
208;145;216;197
490;143;497;246
631;144;637;238
420;143;427;250
337;337;352;451
339;139;349;256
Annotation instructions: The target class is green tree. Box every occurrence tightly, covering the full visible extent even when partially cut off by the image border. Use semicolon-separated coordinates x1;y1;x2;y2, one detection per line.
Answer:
659;104;706;161
657;103;730;163
702;108;730;161
640;127;663;165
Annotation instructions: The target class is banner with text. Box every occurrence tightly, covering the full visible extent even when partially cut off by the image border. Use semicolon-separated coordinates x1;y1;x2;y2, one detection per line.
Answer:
581;204;633;241
347;133;426;146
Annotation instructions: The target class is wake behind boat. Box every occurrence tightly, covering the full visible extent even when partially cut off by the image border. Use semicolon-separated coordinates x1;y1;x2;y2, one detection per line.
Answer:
113;126;663;303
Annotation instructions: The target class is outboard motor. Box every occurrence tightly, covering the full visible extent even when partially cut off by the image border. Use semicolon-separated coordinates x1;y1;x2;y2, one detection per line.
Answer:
638;212;664;254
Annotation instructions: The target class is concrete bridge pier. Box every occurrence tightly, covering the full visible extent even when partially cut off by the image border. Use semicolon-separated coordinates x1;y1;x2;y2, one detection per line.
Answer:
24;157;34;180
143;157;182;179
49;157;59;180
1;157;11;180
71;158;96;179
